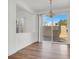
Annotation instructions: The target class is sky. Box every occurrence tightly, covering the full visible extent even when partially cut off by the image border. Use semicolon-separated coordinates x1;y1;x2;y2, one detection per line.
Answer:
42;13;68;23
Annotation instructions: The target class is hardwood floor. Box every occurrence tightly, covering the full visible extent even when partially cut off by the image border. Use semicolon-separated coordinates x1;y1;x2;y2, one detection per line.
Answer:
8;42;69;59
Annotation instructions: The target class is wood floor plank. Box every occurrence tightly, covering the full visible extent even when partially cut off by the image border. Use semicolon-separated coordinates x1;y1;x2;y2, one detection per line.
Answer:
8;42;69;59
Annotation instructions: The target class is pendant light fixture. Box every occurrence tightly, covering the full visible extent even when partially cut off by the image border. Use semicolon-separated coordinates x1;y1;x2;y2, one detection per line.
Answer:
48;0;53;17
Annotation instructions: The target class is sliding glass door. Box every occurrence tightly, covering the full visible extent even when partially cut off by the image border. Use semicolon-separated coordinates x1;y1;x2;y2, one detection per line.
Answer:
39;14;69;44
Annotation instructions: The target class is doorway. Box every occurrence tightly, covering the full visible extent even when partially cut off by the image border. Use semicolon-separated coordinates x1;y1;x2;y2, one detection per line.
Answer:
39;14;69;44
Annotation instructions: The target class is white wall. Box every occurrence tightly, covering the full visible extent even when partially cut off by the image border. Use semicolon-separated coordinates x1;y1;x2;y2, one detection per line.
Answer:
8;0;16;56
16;5;39;53
8;3;39;56
16;33;37;51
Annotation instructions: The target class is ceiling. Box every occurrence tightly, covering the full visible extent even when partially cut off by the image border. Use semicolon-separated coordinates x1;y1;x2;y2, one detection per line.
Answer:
16;0;70;14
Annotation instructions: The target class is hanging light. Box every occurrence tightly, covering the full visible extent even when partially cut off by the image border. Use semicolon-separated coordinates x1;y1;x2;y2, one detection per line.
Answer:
48;0;53;17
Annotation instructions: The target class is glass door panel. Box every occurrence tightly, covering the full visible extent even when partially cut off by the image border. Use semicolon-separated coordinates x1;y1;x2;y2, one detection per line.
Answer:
41;15;53;41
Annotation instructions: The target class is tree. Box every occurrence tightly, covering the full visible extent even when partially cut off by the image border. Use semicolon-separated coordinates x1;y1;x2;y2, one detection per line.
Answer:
58;19;67;26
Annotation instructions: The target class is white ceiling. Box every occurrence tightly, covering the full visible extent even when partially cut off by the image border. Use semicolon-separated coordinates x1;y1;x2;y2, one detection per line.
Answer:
16;0;70;14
